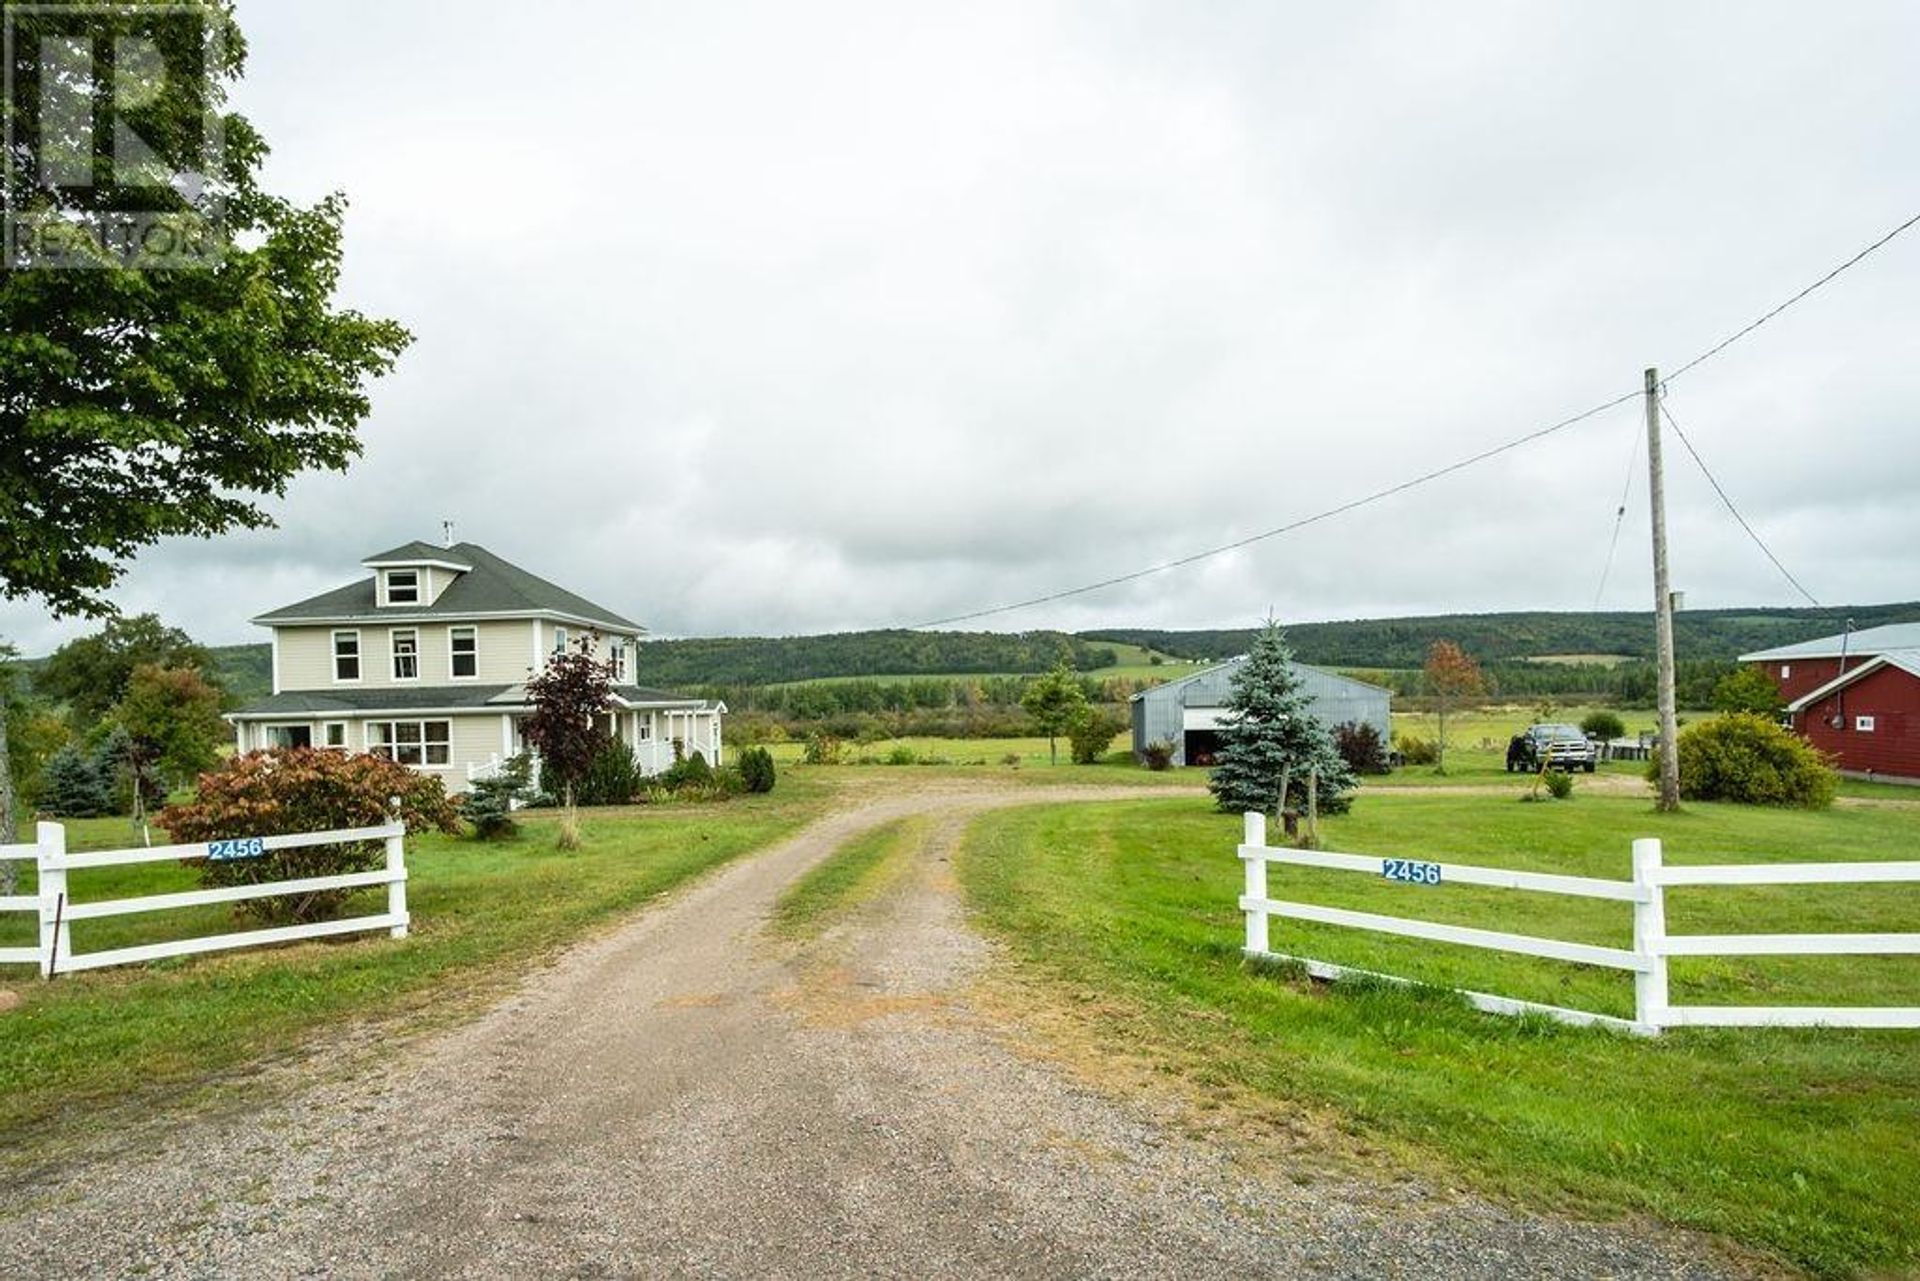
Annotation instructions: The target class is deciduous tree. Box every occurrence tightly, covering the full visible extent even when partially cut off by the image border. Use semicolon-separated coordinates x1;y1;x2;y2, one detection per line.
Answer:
1020;664;1088;765
0;2;409;851
1423;640;1485;774
521;635;617;835
37;616;215;725
110;663;227;792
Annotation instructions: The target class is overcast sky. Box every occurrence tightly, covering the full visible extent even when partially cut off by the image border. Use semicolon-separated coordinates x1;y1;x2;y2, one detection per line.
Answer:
8;1;1919;654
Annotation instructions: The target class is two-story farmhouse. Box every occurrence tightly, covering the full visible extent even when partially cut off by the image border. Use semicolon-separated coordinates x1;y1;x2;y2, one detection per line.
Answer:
228;541;724;791
1741;622;1920;783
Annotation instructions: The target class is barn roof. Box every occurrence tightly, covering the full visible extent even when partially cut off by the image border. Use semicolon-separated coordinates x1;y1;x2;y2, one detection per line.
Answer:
1129;655;1392;705
1742;622;1920;663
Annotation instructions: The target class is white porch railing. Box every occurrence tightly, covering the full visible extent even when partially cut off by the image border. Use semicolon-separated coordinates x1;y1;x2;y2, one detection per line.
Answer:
1237;812;1920;1035
0;820;408;977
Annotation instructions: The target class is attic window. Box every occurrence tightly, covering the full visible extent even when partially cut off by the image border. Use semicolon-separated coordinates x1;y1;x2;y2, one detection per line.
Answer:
386;570;419;604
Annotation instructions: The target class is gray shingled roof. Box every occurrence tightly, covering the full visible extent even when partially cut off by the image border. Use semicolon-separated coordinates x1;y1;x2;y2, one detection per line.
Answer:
253;542;643;631
363;540;473;567
231;683;712;718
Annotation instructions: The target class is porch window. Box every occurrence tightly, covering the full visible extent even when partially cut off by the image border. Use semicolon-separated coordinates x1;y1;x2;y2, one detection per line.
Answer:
367;719;452;766
450;626;478;678
265;724;312;749
385;569;419;604
392;629;420;681
552;626;569;656
323;721;348;749
333;630;360;681
637;717;653;741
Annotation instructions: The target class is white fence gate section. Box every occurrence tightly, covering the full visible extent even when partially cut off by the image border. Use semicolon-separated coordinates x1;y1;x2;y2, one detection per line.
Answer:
0;821;408;977
1237;812;1920;1035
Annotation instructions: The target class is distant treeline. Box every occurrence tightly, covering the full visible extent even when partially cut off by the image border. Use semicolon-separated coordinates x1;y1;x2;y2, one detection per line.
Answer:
636;629;1116;687
1358;659;1739;708
1086;603;1919;668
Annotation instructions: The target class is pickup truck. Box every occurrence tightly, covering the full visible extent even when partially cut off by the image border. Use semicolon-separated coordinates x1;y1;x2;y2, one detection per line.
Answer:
1505;723;1599;773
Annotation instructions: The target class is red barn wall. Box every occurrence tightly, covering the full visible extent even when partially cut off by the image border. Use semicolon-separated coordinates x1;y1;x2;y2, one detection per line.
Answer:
1792;666;1920;779
1757;657;1847;705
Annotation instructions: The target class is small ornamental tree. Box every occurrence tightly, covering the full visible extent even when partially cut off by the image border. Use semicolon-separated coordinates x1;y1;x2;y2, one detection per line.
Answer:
521;634;617;821
1713;666;1787;717
1333;721;1389;775
738;746;777;794
1424;641;1486;774
1021;664;1089;765
160;748;461;923
111;664;228;793
1208;624;1356;816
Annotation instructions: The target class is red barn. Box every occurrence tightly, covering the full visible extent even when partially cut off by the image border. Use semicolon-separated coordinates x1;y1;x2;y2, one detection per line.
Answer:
1741;623;1920;782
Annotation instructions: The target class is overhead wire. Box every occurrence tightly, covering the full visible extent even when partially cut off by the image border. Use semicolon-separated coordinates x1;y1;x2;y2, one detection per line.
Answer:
902;210;1919;630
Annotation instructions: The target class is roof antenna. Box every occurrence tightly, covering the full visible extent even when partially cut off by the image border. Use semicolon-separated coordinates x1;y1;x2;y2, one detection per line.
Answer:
441;519;455;548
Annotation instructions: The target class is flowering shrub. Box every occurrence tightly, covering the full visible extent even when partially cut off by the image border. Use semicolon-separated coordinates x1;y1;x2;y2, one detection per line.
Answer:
160;748;462;923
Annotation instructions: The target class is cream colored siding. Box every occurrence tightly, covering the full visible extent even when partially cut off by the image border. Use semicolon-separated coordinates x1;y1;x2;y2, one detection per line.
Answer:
272;621;537;691
448;715;503;788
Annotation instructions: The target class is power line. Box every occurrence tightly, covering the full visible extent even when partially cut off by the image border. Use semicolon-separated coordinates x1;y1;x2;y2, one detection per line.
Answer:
1663;210;1920;385
905;210;1916;630
1591;415;1640;609
907;390;1642;629
1658;396;1822;608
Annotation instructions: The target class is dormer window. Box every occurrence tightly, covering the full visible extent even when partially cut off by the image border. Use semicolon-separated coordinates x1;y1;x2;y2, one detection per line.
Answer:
385;569;420;605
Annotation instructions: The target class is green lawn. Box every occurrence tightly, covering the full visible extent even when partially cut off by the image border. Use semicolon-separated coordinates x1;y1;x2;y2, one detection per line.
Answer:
0;776;834;1146
958;792;1920;1278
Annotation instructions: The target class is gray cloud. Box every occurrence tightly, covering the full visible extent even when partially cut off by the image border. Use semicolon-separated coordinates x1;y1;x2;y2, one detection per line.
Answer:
6;0;1917;654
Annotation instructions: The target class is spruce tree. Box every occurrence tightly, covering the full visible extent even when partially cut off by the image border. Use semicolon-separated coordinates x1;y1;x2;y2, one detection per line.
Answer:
1208;624;1357;816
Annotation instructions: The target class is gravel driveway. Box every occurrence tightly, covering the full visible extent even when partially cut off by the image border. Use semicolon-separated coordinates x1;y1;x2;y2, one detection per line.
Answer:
0;783;1751;1278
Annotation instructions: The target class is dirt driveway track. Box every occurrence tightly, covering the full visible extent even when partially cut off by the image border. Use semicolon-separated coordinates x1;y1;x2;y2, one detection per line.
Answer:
0;782;1745;1279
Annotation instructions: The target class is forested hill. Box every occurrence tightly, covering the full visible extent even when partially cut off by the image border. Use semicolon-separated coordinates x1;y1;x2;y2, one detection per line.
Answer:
1085;603;1920;669
117;604;1918;700
635;630;1116;687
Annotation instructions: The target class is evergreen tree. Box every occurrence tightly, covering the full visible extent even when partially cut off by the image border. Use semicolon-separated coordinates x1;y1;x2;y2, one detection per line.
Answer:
40;744;113;818
1208;624;1357;816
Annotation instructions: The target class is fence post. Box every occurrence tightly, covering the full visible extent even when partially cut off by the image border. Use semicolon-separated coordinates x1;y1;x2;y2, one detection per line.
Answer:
37;821;70;979
385;817;409;940
1242;812;1269;955
1632;838;1668;1031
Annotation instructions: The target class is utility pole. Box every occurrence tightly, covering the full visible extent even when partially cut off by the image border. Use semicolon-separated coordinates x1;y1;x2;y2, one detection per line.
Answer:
1645;367;1681;811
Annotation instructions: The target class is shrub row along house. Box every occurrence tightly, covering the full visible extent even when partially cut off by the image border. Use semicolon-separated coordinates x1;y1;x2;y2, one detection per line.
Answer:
1130;657;1392;767
1742;622;1920;783
228;541;725;791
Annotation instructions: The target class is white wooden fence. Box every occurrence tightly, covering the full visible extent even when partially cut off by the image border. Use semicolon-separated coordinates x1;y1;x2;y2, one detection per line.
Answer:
0;821;408;977
1237;812;1920;1035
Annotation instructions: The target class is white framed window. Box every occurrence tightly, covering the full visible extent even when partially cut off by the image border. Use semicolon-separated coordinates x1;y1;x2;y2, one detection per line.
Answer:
384;569;420;605
1856;715;1876;733
333;630;361;682
552;625;569;656
265;724;312;749
610;638;628;682
391;629;420;681
322;721;348;749
449;626;478;679
637;717;653;742
366;719;452;767
1780;664;1792;680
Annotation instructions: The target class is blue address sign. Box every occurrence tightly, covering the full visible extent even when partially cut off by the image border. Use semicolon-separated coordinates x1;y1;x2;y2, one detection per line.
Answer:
206;837;267;862
1382;857;1442;886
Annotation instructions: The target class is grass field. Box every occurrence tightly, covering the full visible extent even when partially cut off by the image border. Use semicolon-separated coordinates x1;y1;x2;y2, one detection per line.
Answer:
958;792;1920;1276
0;776;835;1145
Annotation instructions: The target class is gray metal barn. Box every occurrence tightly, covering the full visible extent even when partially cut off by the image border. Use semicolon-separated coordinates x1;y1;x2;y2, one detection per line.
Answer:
1130;658;1392;767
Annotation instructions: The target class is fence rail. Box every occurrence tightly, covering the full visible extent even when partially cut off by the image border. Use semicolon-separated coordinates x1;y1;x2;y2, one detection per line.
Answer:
0;821;408;977
1237;812;1920;1034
